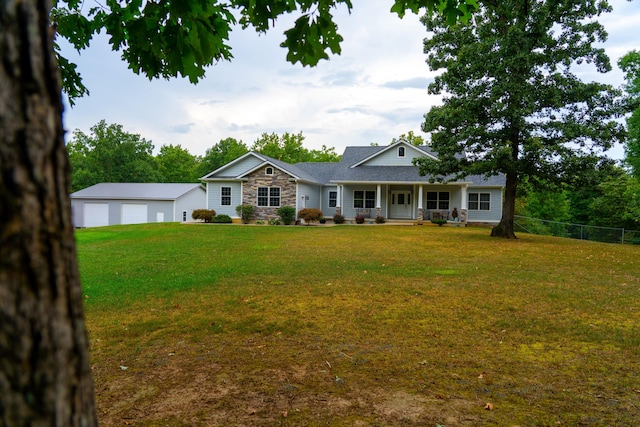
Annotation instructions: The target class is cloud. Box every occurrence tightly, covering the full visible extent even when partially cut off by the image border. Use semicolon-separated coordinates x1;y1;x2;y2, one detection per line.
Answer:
382;77;434;89
325;105;373;115
166;123;196;134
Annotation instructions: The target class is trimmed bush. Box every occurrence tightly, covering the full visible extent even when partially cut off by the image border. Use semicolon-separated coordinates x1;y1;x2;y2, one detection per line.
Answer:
277;206;296;225
212;214;232;223
235;205;254;224
298;208;324;224
431;218;447;227
355;215;365;224
333;214;345;224
375;215;386;224
192;209;216;223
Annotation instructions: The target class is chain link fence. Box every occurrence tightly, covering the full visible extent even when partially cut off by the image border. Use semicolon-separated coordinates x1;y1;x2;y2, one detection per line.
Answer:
514;215;640;245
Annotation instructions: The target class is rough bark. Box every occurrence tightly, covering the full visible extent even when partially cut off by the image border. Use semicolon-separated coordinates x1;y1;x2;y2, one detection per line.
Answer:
0;1;98;426
491;171;518;239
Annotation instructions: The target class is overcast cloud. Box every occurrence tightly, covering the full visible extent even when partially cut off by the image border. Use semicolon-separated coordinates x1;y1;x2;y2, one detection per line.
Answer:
61;0;639;159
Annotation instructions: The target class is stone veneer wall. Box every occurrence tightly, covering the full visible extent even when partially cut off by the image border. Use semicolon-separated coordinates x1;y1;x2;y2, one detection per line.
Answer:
242;167;297;220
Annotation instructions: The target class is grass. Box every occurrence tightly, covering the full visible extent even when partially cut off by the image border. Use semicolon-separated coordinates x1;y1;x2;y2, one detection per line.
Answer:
77;223;640;426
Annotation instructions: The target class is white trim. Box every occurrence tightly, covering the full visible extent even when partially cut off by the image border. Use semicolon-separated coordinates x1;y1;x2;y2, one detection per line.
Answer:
220;186;232;206
241;161;301;180
257;186;281;207
468;192;491;211
199;151;258;180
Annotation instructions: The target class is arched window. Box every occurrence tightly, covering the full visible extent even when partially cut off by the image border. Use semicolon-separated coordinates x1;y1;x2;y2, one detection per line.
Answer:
398;146;406;158
265;166;274;175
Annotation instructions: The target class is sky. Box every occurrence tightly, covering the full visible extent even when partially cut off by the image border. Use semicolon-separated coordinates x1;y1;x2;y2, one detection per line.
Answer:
60;0;640;159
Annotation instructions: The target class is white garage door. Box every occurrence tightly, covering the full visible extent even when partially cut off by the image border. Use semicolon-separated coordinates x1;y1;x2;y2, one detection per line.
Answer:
122;204;148;225
84;203;109;227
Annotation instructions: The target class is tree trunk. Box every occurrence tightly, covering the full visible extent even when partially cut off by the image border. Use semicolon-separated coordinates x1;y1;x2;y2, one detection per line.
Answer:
0;1;98;426
491;171;518;239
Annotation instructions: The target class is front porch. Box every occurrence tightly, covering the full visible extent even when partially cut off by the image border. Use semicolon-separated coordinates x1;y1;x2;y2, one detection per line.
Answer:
333;183;470;223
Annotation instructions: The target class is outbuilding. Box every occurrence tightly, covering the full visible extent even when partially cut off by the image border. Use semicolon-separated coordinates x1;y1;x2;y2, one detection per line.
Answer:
70;183;206;228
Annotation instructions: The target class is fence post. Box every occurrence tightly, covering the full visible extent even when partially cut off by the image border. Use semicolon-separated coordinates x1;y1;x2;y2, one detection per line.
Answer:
622;228;625;245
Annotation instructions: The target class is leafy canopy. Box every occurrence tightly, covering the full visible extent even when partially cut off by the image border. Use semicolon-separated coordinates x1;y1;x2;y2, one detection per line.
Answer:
66;120;162;191
52;0;479;102
415;0;626;237
618;50;640;177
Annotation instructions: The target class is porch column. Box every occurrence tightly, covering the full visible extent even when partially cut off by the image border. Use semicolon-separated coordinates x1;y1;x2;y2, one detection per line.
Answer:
417;185;424;221
375;184;382;218
336;184;342;215
460;184;468;225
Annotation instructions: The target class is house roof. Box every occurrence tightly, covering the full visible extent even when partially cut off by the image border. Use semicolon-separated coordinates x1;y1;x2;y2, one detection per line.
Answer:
201;142;505;188
256;153;323;184
71;183;204;200
348;142;438;168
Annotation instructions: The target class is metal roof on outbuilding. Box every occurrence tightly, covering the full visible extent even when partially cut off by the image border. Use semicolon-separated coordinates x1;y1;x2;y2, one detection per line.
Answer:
70;183;205;200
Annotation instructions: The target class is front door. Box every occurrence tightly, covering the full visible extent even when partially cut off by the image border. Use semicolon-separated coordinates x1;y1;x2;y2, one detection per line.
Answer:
390;191;412;219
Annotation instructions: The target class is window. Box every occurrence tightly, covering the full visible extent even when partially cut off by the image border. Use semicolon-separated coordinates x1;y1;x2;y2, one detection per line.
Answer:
182;210;187;222
221;186;231;206
398;146;406;158
354;190;375;209
265;166;274;175
329;191;337;208
469;193;490;210
257;187;280;207
426;191;450;210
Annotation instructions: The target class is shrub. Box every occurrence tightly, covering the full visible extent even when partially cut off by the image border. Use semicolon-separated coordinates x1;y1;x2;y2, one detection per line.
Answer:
191;209;216;223
212;214;232;223
298;208;323;224
375;215;385;224
235;204;254;224
277;206;296;225
355;215;365;224
431;218;447;227
268;218;281;225
333;214;345;224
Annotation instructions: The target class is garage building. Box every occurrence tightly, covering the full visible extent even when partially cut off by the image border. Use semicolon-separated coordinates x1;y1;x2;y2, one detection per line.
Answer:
71;183;206;228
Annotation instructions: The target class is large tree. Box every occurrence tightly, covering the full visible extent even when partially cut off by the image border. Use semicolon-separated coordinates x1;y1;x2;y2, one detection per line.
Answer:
619;50;640;177
3;1;478;425
196;137;250;178
155;144;201;183
0;1;98;426
415;0;626;238
67;120;162;191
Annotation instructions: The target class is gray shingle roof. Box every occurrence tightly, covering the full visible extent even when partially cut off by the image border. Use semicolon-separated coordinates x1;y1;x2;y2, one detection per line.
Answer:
202;146;505;188
257;154;322;183
71;183;204;200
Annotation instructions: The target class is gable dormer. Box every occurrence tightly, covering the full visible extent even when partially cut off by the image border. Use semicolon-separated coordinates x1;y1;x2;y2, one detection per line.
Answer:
350;140;437;168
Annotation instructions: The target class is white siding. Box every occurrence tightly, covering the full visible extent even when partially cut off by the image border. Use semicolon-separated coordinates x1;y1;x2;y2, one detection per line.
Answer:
218;156;263;177
467;188;503;223
207;181;242;217
361;144;427;166
321;186;338;217
296;182;321;212
174;187;206;221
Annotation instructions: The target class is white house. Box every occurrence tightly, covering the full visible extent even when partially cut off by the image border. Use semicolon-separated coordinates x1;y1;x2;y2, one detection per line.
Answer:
200;141;505;223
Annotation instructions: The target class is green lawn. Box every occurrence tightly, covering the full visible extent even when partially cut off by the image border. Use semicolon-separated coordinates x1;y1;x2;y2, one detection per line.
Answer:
77;223;640;426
